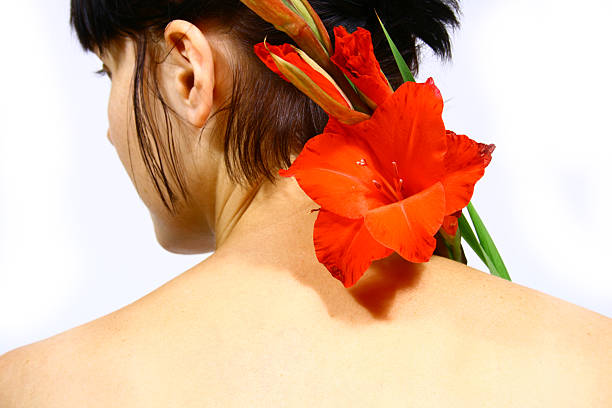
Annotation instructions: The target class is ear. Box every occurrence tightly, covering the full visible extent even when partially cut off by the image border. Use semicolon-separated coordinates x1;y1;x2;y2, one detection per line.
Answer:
164;20;215;128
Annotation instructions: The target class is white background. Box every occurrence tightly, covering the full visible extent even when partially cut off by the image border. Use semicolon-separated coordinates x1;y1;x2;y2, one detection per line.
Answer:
1;0;610;354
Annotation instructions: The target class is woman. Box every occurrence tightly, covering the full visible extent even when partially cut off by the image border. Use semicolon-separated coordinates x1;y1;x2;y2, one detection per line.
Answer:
1;0;610;406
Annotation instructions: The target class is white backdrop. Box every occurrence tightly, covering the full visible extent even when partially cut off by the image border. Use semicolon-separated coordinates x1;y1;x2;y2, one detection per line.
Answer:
1;0;610;354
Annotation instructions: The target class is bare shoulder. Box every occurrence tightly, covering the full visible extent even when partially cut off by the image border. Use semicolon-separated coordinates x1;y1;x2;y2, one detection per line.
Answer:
0;309;133;407
416;256;611;348
403;256;612;404
0;330;77;407
410;255;600;313
1;256;610;407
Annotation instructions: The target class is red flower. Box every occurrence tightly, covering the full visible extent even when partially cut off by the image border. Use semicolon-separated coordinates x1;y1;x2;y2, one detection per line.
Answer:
280;79;494;287
441;213;460;237
254;42;349;107
254;42;370;124
442;130;496;215
240;0;333;66
440;130;495;238
331;26;393;109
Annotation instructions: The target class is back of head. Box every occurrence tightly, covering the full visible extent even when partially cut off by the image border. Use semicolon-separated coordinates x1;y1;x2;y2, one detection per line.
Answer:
70;0;460;212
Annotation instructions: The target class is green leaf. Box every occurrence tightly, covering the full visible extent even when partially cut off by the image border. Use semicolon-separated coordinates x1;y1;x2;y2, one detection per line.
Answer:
458;213;487;264
459;213;505;278
376;12;415;83
466;203;511;281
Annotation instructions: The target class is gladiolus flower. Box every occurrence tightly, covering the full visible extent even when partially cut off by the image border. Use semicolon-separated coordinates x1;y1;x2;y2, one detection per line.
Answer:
441;213;460;237
437;211;463;262
280;79;494;287
331;26;393;109
240;0;332;67
255;42;370;124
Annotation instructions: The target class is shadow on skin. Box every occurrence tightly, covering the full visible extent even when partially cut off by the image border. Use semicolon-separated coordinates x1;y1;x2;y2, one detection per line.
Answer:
210;182;426;324
347;253;425;320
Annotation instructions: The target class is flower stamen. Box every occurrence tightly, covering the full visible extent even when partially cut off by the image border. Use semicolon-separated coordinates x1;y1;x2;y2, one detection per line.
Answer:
384;161;404;200
372;177;402;202
393;178;404;198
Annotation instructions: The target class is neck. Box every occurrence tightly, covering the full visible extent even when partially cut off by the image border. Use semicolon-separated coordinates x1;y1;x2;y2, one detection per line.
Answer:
209;176;426;323
214;176;319;267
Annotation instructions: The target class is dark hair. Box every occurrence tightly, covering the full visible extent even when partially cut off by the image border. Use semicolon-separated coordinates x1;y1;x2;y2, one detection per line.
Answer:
70;0;460;213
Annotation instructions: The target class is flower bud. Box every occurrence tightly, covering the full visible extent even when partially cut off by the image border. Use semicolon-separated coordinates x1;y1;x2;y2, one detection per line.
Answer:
240;0;332;66
255;42;370;124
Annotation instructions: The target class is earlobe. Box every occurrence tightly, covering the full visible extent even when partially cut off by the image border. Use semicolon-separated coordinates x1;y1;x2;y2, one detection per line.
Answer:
164;20;215;128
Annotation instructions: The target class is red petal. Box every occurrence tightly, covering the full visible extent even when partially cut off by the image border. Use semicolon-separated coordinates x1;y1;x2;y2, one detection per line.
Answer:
331;26;393;108
325;80;447;197
442;131;495;214
364;182;446;262
441;212;460;237
254;42;290;81
279;129;391;219
254;42;350;108
314;210;393;288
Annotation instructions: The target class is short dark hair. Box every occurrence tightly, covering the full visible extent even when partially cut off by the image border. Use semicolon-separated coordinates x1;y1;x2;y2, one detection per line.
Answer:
70;0;460;214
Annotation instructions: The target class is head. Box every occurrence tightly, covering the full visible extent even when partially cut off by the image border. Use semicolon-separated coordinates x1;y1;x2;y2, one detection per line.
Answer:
70;0;460;254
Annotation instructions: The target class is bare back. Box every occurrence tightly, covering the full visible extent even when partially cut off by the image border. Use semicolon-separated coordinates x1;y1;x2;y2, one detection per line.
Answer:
1;255;610;407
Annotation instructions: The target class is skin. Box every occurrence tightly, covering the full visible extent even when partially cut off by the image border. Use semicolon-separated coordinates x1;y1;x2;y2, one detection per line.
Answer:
100;20;314;255
0;20;610;407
